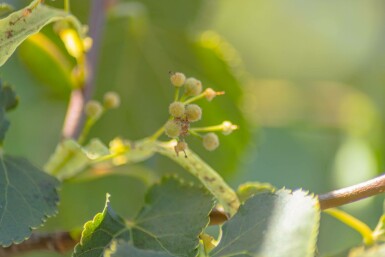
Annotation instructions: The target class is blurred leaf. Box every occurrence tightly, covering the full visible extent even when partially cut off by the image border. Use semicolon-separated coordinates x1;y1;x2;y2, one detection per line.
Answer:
44;138;109;180
0;3;13;18
0;155;59;246
109;241;175;257
0;80;18;144
18;33;73;96
132;177;214;256
210;190;320;257
0;0;82;67
73;194;130;257
93;8;249;178
74;177;214;257
348;244;385;257
237;181;276;202
43;173;148;231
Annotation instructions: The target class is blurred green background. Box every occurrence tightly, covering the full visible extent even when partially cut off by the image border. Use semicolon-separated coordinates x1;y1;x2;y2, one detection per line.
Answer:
2;0;385;256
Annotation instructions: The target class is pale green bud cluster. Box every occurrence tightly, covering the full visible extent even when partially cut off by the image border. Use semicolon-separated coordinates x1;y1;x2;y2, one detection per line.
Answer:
184;78;202;96
163;72;236;155
85;100;103;119
202;133;220;151
169;101;185;118
103;91;121;109
170;72;186;87
185;104;202;122
165;120;182;138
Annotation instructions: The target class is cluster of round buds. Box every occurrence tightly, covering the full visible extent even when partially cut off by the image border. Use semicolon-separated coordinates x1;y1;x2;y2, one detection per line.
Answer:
165;72;236;156
85;91;121;119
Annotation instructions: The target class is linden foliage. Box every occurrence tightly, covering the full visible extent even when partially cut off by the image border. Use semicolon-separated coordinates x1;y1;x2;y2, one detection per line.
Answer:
1;1;385;257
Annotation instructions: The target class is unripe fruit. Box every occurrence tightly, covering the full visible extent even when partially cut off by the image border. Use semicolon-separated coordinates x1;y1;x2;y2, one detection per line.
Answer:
165;120;181;138
85;100;103;118
174;141;188;157
170;72;186;87
203;133;219;151
184;77;202;96
185;104;202;122
169;101;185;118
103;91;121;109
204;88;216;101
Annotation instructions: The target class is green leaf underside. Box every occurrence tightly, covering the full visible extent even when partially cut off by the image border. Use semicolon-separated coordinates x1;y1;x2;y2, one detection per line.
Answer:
0;0;81;67
0;155;59;246
348;244;385;257
73;194;130;257
210;190;320;257
74;178;214;257
108;241;175;257
44;139;110;179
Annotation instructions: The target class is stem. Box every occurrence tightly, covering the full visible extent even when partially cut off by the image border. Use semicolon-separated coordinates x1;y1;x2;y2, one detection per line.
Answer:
61;0;107;139
318;173;385;210
174;88;180;102
324;208;374;245
190;124;225;133
183;92;205;104
64;0;70;12
149;126;165;141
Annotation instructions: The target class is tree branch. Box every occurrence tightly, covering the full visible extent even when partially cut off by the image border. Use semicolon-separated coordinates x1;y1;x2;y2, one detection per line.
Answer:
318;173;385;210
0;232;75;257
61;0;109;139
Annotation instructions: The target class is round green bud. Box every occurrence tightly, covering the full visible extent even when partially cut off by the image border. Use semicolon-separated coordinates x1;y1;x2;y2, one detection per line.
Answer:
170;72;186;87
169;101;185;118
184;77;202;96
103;91;121;109
174;141;188;156
85;100;103;118
185;104;202;122
202;133;220;151
165;120;181;138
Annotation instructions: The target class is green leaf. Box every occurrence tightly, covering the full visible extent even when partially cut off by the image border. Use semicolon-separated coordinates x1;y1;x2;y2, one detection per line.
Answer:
0;4;13;18
44;138;110;180
74;177;214;257
73;194;130;257
348;244;385;257
132;177;214;256
0;0;82;67
237;181;275;202
155;141;239;217
0;155;59;246
210;190;320;257
18;33;74;96
0;80;18;144
108;241;175;257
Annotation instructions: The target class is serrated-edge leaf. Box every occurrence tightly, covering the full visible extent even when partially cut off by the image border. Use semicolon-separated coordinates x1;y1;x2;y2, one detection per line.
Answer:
74;177;215;257
73;194;130;257
0;0;82;67
210;189;320;257
0;155;60;246
132;176;215;257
